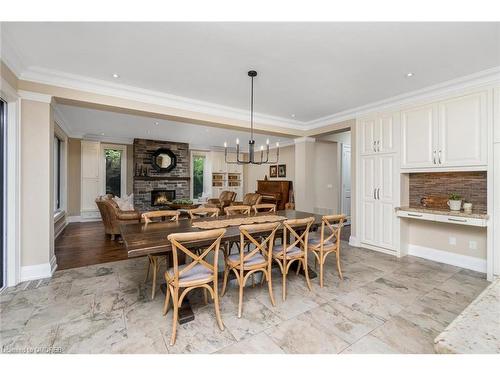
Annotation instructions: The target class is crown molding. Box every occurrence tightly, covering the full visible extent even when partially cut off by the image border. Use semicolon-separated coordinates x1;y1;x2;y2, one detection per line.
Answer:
294;137;316;144
10;57;500;133
0;30;27;77
19;66;306;131
18;90;52;103
52;105;75;138
82;134;133;145
302;65;500;130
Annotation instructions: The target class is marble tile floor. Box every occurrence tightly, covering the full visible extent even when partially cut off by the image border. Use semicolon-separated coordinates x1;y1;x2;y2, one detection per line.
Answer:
0;242;490;354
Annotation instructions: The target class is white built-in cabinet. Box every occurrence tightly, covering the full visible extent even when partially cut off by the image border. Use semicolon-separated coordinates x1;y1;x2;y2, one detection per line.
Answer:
209;151;243;200
401;91;488;169
81;140;101;219
359;112;399;253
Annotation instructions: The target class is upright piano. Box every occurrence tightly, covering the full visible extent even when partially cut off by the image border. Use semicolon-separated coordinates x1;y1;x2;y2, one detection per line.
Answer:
256;180;292;211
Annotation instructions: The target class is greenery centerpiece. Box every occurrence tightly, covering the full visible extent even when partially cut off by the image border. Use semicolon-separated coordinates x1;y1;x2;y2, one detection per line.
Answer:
168;198;199;210
447;193;462;211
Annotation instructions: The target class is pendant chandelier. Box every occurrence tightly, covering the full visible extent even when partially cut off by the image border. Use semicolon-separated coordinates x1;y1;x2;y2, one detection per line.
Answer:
224;70;279;165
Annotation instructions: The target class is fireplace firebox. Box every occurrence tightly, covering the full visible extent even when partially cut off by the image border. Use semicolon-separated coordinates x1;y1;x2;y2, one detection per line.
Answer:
151;189;176;207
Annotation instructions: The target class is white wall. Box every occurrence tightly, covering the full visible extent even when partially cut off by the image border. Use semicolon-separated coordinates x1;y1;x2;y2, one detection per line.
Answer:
243;145;295;194
321;131;351;145
20;98;55;278
313;142;340;214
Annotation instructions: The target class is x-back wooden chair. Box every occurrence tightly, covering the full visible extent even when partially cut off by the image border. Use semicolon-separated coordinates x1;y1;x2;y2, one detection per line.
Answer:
142;210;180;299
309;214;346;287
221;222;280;318
272;217;314;301
163;228;226;346
224;205;251;216
188;206;219;219
253;203;276;214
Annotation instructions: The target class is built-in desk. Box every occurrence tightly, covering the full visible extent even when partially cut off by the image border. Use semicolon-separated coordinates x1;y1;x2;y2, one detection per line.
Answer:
396;206;489;227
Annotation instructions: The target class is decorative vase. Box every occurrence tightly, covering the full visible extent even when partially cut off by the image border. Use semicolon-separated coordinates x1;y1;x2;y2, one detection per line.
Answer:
463;202;473;213
447;200;462;211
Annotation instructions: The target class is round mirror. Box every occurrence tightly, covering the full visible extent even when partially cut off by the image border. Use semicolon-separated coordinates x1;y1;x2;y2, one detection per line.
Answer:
151;148;177;172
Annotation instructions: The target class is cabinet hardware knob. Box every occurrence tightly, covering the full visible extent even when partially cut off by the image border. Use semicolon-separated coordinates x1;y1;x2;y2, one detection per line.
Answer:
448;218;467;223
438;150;442;164
407;213;423;217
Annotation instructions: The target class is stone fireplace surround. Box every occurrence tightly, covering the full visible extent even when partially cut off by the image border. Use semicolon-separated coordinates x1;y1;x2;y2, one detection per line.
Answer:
133;138;190;212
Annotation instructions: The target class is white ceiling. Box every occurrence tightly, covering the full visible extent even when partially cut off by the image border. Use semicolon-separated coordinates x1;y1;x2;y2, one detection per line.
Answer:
2;22;499;123
55;103;292;149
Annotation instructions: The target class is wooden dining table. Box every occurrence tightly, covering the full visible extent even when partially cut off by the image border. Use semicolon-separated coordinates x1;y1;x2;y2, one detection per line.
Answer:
120;209;323;323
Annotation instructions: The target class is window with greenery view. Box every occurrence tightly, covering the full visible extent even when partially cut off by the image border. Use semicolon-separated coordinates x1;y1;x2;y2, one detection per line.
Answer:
105;149;122;197
193;155;205;199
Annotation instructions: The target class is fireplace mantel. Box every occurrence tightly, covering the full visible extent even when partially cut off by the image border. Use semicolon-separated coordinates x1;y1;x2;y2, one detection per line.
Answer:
134;176;191;181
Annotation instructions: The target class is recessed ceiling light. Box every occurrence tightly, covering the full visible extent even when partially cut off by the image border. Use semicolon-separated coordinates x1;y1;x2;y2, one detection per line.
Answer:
112;73;120;78
406;72;414;78
291;114;296;118
154;121;159;126
100;132;105;136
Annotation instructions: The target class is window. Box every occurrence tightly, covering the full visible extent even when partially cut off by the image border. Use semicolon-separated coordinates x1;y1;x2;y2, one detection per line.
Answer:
53;136;62;211
104;149;123;197
192;155;205;199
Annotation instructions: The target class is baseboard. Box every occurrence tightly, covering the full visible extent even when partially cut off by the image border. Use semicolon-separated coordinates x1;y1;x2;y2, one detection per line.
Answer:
349;235;360;247
54;221;68;239
20;256;58;282
67;215;101;223
50;255;58;274
407;244;487;273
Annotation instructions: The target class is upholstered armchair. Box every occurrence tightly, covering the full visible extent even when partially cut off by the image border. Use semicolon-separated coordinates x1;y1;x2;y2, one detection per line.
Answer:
232;193;262;208
95;195;141;240
206;190;236;212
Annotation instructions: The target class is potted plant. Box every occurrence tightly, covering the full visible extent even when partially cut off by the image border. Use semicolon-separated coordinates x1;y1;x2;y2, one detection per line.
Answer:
447;193;462;211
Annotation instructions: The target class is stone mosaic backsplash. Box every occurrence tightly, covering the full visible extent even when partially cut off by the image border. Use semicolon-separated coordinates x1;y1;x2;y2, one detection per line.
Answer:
409;171;487;212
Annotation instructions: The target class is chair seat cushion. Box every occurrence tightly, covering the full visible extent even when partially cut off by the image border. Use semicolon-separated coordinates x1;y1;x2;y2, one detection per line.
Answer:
227;252;266;267
166;263;213;283
272;244;304;258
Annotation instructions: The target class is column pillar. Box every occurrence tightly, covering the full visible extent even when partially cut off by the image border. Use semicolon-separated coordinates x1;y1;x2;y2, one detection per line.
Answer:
294;137;316;212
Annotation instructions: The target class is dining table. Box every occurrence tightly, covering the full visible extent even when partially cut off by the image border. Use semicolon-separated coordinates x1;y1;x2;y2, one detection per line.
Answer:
120;209;323;323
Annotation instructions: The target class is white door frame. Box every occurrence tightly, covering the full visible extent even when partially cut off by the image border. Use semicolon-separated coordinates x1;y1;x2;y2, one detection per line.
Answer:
100;143;127;197
340;143;352;225
1;77;21;287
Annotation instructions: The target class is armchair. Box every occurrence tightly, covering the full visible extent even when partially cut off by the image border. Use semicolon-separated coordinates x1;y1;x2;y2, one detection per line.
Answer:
206;190;236;212
95;194;141;240
232;193;262;208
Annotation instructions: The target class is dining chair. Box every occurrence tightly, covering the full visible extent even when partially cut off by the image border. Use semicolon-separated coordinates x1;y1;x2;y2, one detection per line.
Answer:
272;217;314;301
308;214;346;287
188;206;219;219
253;203;276;214
224;205;251;216
163;228;226;346
141;210;180;299
221;222;280;318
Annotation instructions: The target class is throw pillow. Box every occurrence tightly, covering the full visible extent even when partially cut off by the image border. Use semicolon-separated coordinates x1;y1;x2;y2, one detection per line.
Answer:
113;193;134;211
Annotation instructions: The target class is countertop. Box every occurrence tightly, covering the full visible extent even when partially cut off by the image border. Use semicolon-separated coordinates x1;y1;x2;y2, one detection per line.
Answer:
434;279;500;354
395;206;489;220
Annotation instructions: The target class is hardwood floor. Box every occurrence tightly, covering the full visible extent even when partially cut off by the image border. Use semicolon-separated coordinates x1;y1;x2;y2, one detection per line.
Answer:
55;222;129;270
55;222;351;270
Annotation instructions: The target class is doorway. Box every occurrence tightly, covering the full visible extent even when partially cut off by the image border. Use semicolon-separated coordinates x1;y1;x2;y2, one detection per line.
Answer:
101;144;127;197
341;143;351;225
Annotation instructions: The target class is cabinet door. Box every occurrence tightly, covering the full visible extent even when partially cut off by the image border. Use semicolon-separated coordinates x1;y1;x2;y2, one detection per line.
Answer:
359;117;377;155
377;155;396;249
377;113;396;153
360;157;377;245
81;178;100;211
495;87;500;144
437;91;487;167
81;141;100;178
401;104;437;168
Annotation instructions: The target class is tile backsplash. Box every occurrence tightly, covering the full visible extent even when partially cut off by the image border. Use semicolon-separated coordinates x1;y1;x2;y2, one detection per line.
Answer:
409;172;487;212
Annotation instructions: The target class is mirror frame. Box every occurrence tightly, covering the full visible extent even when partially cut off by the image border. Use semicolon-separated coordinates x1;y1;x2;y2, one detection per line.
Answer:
151;148;177;172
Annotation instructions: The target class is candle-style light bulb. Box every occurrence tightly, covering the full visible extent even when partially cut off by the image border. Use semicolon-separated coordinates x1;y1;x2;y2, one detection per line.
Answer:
266;139;269;145
276;142;280;147
224;141;227;148
236;138;240;145
260;145;264;151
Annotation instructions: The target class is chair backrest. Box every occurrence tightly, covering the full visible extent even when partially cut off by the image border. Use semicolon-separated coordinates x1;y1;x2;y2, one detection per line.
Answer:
253;203;276;214
224;205;251;216
281;217;315;254
167;229;226;285
188;207;219;219
242;193;262;206
317;214;345;250
220;190;236;202
237;222;280;266
142;210;179;224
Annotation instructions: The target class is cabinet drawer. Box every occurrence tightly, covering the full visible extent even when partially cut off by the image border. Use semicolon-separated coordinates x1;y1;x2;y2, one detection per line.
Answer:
396;210;435;221
434;214;487;227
